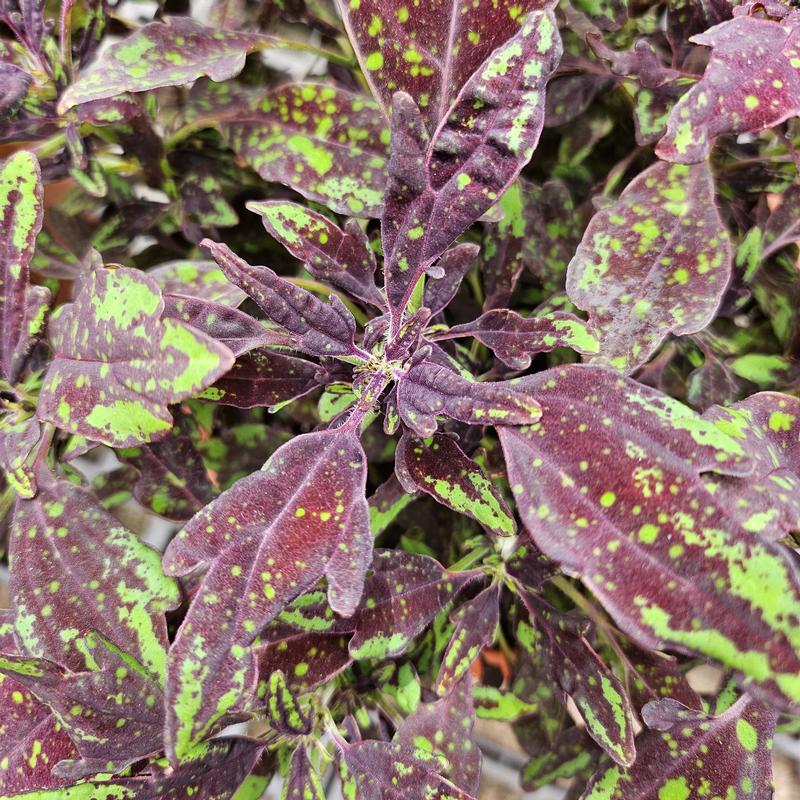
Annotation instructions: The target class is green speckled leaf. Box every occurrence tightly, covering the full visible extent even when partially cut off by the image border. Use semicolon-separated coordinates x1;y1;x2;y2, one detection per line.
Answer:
148;260;246;307
499;364;800;713
36;266;234;448
8;467;181;679
224;83;389;217
395;432;515;536
162;427;371;762
282;746;325;800
566;160;731;374
580;696;776;800
0;150;51;383
59;17;273;110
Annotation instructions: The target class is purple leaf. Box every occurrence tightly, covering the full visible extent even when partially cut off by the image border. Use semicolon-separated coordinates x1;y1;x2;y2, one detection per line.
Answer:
435;585;501;695
622;641;703;711
566;160;731;374
247;200;383;308
117;420;215;521
224;83;389;217
395;432;516;536
397;675;482;796
423;243;479;316
0;61;31;113
0;414;41;498
36;266;234;448
283;745;325;800
337;0;551;131
349;550;476;659
0;150;51;383
201;348;320;410
262;669;311;735
148;260;246;307
656;13;800;163
369;473;416;536
434;308;600;370
519;595;636;767
203;240;361;359
162;295;276;357
580;696;777;799
520;727;598;792
162;427;371;761
396;360;541;437
382;10;561;320
498;364;800;713
9;467;181;676
337;738;475;800
59;17;274;110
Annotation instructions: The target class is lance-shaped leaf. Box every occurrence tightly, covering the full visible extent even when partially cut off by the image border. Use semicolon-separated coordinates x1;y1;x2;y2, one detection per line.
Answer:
565;160;731;374
162;296;275;357
224;83;389;217
282;746;325;800
36;267;234;448
247;201;383;308
9;467;180;677
0;612;76;795
435;586;500;695
369;474;416;536
434;308;599;370
0;413;41;497
117;421;215;521
59;17;273;111
423;243;479;316
0;637;164;775
202;348;320;410
525;598;635;766
382;10;561;316
149;260;246;307
521;727;598;792
162;428;371;761
622;640;702;711
262;670;311;735
397;675;481;796
0;150;51;383
349;550;476;660
498;364;800;713
0;62;31;113
203;240;359;359
701;393;800;541
657;13;800;163
337;0;547;132
337;738;474;800
395;432;515;536
580;696;777;800
396;360;541;437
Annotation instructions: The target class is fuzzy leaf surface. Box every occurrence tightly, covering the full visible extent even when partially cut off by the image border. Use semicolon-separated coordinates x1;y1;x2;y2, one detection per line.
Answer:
657;13;800;163
382;9;561;316
224;83;389;217
59;17;272;110
396;361;541;437
0;150;50;383
162;427;371;761
499;364;800;712
282;746;325;800
36;267;234;448
566;160;731;374
337;0;548;131
581;696;776;799
395;432;515;536
203;240;359;358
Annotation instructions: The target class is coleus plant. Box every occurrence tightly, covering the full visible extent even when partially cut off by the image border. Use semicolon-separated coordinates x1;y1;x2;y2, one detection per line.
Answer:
0;0;799;797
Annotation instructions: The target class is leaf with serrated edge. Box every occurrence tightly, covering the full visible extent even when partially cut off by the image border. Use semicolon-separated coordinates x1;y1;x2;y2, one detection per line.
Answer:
224;83;389;217
162;427;371;761
657;13;800;163
282;746;325;800
9;467;181;678
0;150;51;383
36;267;234;448
396;360;541;438
396;432;515;536
382;9;561;321
337;0;550;131
203;240;359;359
580;696;776;799
499;364;800;713
59;17;274;110
566;160;731;374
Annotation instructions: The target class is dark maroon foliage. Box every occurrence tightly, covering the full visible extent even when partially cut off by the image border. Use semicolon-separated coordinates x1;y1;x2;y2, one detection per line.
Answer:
0;0;798;798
